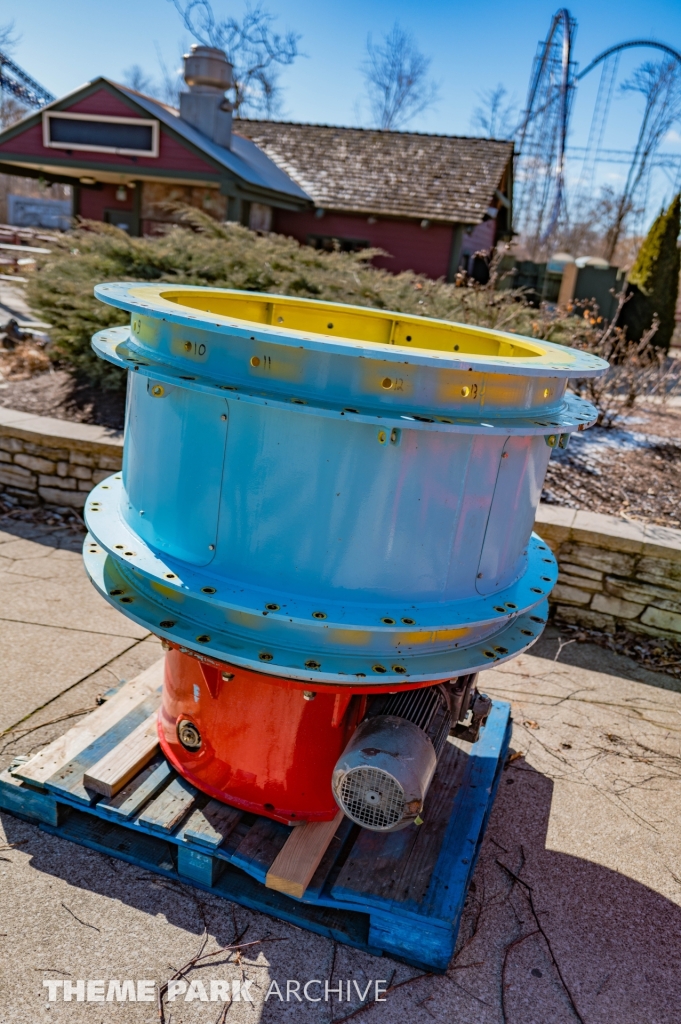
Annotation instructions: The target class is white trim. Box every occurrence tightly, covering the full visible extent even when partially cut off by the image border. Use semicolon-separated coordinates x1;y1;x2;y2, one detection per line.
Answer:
42;111;159;158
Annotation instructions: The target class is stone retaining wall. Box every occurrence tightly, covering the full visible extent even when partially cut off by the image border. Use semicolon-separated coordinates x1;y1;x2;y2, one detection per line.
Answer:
0;408;122;509
535;505;681;640
0;408;678;639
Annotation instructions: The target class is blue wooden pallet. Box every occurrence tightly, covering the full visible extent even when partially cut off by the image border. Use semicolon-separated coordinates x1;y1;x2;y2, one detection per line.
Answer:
0;699;511;972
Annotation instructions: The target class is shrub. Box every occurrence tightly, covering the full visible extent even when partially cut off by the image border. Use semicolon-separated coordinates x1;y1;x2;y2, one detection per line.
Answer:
27;211;581;390
619;193;680;351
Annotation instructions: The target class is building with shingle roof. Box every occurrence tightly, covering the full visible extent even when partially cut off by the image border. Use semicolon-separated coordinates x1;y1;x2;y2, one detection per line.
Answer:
0;45;513;281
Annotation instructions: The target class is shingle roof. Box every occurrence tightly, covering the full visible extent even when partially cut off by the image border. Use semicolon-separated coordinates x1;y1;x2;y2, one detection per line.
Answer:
115;85;310;203
233;120;513;224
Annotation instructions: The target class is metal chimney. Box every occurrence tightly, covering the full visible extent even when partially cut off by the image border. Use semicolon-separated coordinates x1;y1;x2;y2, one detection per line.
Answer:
179;44;234;148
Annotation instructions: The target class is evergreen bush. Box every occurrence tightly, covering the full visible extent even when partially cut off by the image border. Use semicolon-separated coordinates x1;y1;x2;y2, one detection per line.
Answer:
619;194;680;351
26;210;586;391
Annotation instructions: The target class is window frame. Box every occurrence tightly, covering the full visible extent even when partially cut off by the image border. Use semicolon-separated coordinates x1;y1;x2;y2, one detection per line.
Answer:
42;111;160;158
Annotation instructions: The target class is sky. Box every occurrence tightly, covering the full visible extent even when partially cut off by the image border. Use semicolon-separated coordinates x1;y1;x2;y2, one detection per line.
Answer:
6;0;681;224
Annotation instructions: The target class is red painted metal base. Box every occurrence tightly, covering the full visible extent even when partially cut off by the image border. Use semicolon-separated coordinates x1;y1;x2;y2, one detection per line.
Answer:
158;649;369;823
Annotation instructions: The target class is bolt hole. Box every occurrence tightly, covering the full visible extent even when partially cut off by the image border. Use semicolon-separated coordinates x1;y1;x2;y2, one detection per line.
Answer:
401;617;416;625
372;664;387;673
160;620;176;628
505;603;517;609
312;611;327;620
530;616;545;623
196;635;211;643
405;335;412;341
381;617;396;625
520;629;535;637
530;588;543;594
483;650;495;658
259;652;273;661
381;377;393;389
493;606;506;613
327;323;334;329
201;587;216;594
393;665;407;674
109;589;124;595
264;803;275;811
124;551;134;556
120;597;133;604
494;646;508;654
266;603;280;611
305;661;320;670
165;573;176;579
250;356;260;367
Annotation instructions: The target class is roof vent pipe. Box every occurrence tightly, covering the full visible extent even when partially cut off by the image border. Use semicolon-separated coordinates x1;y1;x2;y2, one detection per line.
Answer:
179;44;234;149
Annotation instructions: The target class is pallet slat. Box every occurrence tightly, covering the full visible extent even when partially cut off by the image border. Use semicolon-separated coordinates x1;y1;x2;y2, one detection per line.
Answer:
137;775;198;834
83;711;159;798
231;817;292;883
98;757;172;821
266;810;345;899
45;694;162;805
14;660;165;789
179;799;242;849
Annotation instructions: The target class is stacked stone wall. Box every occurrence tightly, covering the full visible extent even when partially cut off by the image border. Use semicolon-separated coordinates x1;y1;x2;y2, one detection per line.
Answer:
535;506;681;640
0;408;678;641
0;409;122;509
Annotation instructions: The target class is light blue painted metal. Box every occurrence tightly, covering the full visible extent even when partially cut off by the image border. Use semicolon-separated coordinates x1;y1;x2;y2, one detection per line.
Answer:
84;284;608;684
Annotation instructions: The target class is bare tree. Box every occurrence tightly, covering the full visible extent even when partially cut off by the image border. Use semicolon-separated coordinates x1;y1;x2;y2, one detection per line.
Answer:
168;0;300;117
0;20;18;52
0;20;28;128
604;59;681;260
470;84;517;139
123;64;157;96
361;23;438;131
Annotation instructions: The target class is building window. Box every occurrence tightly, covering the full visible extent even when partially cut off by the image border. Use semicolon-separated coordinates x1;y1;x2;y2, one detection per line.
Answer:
307;233;369;254
43;112;159;157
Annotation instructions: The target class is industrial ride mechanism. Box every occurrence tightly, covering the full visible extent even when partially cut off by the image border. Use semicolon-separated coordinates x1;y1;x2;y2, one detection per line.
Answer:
84;285;607;832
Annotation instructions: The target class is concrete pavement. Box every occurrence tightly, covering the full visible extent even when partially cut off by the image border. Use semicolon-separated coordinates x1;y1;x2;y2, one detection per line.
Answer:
0;516;680;1023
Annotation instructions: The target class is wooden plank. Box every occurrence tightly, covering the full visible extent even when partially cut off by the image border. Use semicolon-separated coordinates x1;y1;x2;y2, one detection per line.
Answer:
302;816;356;902
266;810;345;899
137;775;198;834
14;659;165;788
178;799;242;849
83;711;159;798
98;757;172;821
231;817;292;884
44;693;162;805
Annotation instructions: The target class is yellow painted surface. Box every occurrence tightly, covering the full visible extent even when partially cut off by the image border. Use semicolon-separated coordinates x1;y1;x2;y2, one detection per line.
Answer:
149;580;185;603
150;287;549;360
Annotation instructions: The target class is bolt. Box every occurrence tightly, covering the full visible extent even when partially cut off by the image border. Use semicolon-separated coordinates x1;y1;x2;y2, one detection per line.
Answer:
221;671;234;681
208;544;215;550
303;691;316;701
220;414;227;421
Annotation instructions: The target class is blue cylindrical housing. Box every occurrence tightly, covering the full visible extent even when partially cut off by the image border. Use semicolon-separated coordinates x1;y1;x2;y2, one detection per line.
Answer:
83;284;607;684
